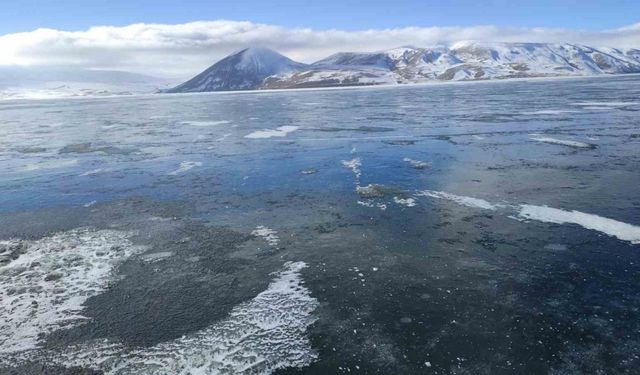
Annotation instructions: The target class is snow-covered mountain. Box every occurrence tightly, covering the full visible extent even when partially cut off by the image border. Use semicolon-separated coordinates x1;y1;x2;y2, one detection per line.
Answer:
164;47;307;92
0;67;173;100
168;43;640;92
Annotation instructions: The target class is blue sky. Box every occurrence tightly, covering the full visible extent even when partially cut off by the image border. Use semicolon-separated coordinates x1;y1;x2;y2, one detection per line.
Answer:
2;0;639;34
1;1;638;76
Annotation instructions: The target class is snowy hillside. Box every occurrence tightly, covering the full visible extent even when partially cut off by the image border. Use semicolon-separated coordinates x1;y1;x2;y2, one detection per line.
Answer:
169;43;640;92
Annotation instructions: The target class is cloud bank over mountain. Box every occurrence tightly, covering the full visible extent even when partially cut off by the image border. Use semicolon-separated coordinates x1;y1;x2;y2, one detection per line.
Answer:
1;20;639;77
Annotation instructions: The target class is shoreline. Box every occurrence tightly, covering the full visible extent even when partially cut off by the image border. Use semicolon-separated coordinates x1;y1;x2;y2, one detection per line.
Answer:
2;72;640;103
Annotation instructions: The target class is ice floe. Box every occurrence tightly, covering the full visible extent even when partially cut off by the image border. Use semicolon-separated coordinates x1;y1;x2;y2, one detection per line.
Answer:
245;126;300;139
168;161;202;175
518;205;640;244
34;262;319;375
530;136;594;149
252;226;280;247
0;229;146;355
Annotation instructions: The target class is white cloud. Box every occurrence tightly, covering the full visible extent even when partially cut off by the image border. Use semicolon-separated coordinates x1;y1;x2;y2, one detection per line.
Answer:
0;20;639;77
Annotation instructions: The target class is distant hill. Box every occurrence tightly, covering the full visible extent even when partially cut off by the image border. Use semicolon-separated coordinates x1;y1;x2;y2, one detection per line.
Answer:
0;67;174;100
167;43;640;92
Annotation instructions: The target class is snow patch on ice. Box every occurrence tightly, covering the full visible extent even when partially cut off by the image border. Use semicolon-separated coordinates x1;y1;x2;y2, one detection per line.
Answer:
521;110;578;115
415;190;502;211
83;200;97;208
79;168;103;176
139;251;174;263
518;205;640;244
571;101;638;107
342;158;362;179
180;120;230;127
216;133;232;142
245;126;299;139
531;136;594;149
0;229;145;355
252;226;280;247
403;157;430;169
22;159;78;172
393;197;417;207
168;161;202;175
414;190;640;245
357;200;387;211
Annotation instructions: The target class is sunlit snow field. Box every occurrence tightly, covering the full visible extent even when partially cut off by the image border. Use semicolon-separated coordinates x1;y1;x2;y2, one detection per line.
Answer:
1;75;640;374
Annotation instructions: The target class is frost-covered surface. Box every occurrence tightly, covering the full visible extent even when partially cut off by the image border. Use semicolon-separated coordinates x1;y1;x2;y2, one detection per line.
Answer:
2;76;640;374
0;229;145;355
245;126;299;139
519;205;640;244
168;43;640;92
40;262;318;375
252;226;280;247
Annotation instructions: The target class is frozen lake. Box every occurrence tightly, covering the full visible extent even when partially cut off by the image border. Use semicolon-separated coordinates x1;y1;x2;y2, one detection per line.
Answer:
1;75;640;374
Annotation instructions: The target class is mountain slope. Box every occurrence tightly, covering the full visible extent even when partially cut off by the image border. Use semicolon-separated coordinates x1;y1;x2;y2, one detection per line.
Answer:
168;43;640;92
165;47;307;92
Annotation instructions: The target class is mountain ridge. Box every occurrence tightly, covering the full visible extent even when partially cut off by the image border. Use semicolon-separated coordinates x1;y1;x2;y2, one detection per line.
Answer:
166;43;640;92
